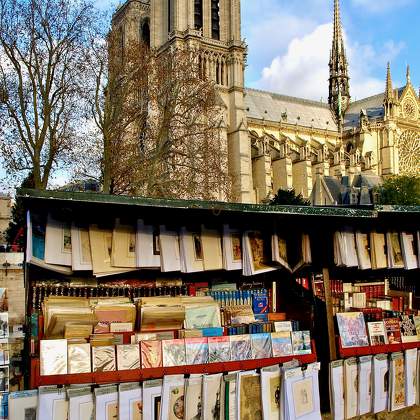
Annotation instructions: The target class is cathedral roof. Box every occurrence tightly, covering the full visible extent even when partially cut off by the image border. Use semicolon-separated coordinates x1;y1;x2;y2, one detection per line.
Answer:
344;87;405;129
244;88;338;131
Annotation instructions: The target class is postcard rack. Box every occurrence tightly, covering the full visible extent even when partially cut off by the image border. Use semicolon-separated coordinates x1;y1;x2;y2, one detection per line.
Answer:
337;337;420;359
30;340;317;388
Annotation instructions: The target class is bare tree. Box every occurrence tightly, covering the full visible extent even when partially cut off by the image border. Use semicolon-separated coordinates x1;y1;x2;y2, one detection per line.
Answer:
86;23;230;200
0;0;96;189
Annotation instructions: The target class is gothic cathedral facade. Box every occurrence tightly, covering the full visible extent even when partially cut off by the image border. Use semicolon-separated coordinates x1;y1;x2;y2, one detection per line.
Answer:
113;0;420;204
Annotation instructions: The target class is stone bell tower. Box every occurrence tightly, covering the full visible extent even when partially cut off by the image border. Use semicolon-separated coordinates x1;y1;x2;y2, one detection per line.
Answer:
114;0;254;203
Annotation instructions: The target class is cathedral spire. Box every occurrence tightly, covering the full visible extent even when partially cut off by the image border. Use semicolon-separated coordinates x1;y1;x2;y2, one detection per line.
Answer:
329;0;350;131
385;62;393;100
406;64;411;84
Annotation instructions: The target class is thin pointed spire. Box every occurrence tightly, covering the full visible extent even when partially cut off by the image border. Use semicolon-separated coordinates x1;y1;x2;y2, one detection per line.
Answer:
406;64;411;84
385;62;393;100
329;0;350;131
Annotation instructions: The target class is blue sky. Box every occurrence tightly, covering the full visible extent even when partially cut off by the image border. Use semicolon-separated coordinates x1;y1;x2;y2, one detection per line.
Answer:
97;0;419;101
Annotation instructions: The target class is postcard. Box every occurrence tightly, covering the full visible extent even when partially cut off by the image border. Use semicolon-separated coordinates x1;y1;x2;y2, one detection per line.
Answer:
291;331;311;355
271;332;293;357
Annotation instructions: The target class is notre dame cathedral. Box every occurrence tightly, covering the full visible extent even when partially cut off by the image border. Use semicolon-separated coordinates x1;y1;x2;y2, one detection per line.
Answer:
112;0;420;205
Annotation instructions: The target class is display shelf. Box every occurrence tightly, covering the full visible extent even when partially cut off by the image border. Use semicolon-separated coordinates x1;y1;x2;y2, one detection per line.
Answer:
30;341;317;388
337;337;420;358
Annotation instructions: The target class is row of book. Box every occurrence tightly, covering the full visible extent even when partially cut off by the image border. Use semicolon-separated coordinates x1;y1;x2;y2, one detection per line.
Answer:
329;349;420;419
8;362;322;420
27;212;312;277
337;312;420;348
334;230;420;270
39;330;312;376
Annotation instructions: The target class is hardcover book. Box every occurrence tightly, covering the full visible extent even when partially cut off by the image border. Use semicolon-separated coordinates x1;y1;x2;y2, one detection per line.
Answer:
229;335;251;361
67;343;91;374
271;332;293;357
400;315;418;343
92;346;116;372
251;333;272;359
185;338;209;365
140;340;162;369
208;336;231;363
367;322;388;346
40;339;68;376
274;321;292;332
291;331;312;355
384;318;402;344
162;339;186;367
336;312;369;348
116;344;140;371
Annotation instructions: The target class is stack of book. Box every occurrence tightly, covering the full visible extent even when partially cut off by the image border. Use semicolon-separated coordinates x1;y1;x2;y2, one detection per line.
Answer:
39;329;313;375
329;349;419;418
337;311;420;348
27;213;312;277
10;362;322;420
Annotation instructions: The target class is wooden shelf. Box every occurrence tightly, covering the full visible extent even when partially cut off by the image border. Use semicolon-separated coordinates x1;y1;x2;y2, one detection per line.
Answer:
30;341;317;388
337;337;420;358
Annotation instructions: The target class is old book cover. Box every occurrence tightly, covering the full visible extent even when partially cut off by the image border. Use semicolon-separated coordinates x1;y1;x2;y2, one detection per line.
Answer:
271;332;293;357
40;339;68;376
384;318;402;344
336;312;369;348
400;315;417;343
67;343;91;374
118;383;142;420
202;373;222;420
229;335;251;361
162;339;186;367
367;321;388;346
237;371;262;420
92;346;116;372
222;225;242;271
116;344;140;371
243;231;276;276
185;338;208;365
8;390;38;420
184;375;203;420
291;331;312;355
208;336;231;363
160;375;185;420
140;340;162;369
390;353;406;411
251;333;272;359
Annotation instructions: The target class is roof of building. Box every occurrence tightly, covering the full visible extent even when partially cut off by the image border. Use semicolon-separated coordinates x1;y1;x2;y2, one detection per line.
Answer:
244;88;338;131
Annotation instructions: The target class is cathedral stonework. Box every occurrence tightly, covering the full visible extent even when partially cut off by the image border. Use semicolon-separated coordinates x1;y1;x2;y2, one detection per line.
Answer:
113;0;420;204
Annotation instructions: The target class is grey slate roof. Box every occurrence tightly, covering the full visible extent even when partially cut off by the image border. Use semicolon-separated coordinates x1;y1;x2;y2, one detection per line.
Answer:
244;88;338;131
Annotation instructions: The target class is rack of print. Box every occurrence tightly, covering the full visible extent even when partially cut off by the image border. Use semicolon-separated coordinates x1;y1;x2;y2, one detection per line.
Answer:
337;337;420;358
30;340;317;388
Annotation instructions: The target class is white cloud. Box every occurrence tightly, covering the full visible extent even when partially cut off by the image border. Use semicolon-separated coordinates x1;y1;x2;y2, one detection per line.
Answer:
351;0;412;13
253;22;405;102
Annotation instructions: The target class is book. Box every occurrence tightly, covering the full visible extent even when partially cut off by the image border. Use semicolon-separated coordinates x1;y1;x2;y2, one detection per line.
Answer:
384;318;402;344
401;232;418;270
242;231;276;276
372;353;389;414
291;331;311;355
40;339;68;376
387;232;404;269
370;232;387;270
274;321;292;332
116;344;140;371
367;321;388;346
184;375;203;420
336;312;369;348
356;231;372;270
118;383;142;420
160;375;185;420
208;337;231;363
162;339;186;367
237;371;262;420
67;343;91;374
140;340;163;369
261;365;281;420
250;333;272;359
185;338;208;365
92;346;116;372
399;315;418;343
229;335;251;361
271;332;293;357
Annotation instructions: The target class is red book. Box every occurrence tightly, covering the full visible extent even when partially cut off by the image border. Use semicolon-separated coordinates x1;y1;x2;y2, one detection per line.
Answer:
140;340;162;368
383;318;402;344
